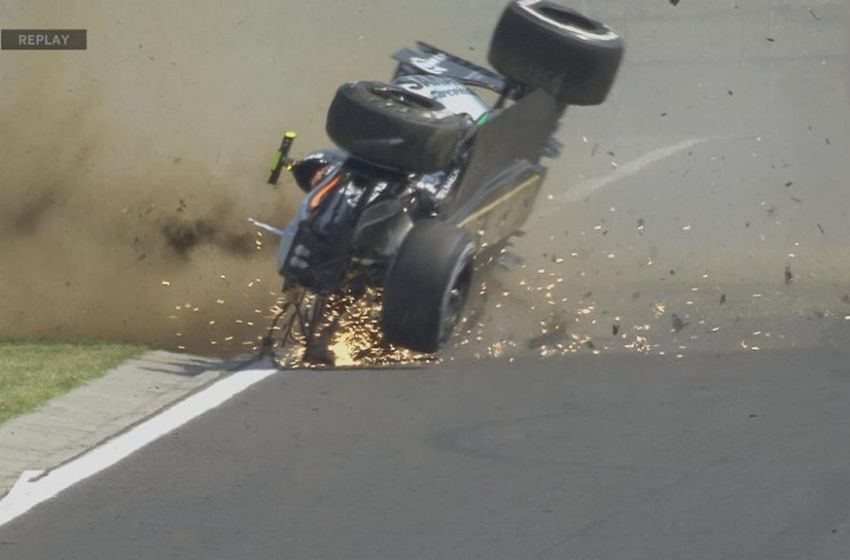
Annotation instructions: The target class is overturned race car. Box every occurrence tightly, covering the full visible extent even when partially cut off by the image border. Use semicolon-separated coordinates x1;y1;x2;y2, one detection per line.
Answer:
253;0;624;366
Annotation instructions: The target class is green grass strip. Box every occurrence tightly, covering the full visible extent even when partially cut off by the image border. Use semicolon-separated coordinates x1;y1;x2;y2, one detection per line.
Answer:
0;341;146;424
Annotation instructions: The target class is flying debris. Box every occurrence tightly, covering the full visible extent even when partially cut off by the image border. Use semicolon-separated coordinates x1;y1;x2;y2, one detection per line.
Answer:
672;314;689;333
498;252;525;270
526;313;570;350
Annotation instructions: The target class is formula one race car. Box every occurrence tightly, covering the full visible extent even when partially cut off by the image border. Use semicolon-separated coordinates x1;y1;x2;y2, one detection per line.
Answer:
253;0;624;365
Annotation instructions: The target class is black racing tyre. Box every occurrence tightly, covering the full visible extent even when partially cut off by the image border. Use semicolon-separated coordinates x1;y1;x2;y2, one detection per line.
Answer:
488;0;624;106
382;221;475;353
326;81;473;173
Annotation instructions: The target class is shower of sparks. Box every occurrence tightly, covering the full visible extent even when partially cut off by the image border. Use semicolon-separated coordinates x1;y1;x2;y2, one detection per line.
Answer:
165;212;790;364
625;335;652;353
266;288;437;369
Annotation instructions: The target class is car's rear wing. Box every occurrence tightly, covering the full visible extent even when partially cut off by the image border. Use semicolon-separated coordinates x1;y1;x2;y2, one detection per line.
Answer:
392;42;519;99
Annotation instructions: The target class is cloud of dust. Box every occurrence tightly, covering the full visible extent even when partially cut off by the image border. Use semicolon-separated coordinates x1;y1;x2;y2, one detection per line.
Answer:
0;1;307;356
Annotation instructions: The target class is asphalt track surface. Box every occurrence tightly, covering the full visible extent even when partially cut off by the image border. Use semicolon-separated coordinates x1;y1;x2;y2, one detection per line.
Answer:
1;351;850;560
2;0;850;558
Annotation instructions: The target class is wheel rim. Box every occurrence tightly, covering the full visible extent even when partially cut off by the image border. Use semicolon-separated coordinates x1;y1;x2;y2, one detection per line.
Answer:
439;255;473;343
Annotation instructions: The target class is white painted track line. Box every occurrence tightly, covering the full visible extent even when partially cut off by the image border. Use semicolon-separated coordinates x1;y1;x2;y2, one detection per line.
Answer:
537;138;710;218
0;367;278;528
